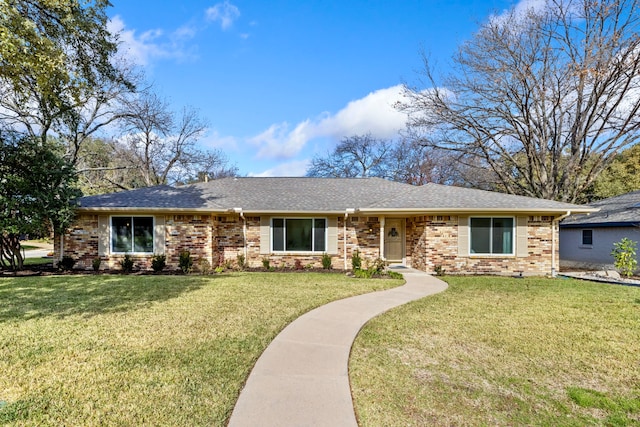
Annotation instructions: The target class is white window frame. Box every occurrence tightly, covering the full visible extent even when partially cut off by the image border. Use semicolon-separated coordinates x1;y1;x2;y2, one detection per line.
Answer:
110;215;155;254
468;216;516;256
270;217;328;253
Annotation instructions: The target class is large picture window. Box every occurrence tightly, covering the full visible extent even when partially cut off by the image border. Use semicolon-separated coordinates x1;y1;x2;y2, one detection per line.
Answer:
272;218;326;252
470;217;514;255
111;216;154;253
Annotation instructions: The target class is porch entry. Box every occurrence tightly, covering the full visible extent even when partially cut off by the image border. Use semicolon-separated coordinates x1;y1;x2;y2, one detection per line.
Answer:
384;218;405;262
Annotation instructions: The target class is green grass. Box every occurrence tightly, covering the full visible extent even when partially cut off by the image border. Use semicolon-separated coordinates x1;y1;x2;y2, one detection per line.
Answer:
21;257;53;267
0;273;401;426
350;276;640;426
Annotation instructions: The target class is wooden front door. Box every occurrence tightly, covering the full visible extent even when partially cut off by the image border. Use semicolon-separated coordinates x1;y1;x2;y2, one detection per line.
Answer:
384;219;404;262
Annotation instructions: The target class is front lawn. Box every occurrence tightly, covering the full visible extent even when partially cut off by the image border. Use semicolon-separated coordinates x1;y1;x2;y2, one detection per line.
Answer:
0;273;401;426
350;276;640;426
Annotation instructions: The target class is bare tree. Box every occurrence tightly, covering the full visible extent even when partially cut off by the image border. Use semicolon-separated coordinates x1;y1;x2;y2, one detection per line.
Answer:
399;0;640;202
307;134;392;178
116;89;236;188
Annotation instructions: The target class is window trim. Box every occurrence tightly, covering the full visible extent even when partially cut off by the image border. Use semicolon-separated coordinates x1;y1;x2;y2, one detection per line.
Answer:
581;229;593;246
110;215;155;254
468;216;516;256
270;217;328;253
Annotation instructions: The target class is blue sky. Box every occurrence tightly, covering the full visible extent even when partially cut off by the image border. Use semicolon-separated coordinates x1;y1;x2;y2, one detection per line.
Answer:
107;0;519;177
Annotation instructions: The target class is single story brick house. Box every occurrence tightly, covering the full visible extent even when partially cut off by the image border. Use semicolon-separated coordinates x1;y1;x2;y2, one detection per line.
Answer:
55;177;594;275
560;190;640;271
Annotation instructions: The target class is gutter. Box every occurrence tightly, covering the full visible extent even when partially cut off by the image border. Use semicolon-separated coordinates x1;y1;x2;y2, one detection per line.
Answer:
551;210;572;277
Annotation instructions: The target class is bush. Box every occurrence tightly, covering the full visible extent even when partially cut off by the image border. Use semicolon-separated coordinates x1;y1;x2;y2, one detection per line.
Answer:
198;258;211;275
237;253;245;270
370;258;386;275
294;259;304;270
179;250;193;274
434;265;446;276
151;254;166;273
262;257;271;270
354;268;373;278
352;249;362;271
120;254;134;273
611;238;638;277
388;270;403;280
322;253;332;270
58;255;75;271
92;257;101;272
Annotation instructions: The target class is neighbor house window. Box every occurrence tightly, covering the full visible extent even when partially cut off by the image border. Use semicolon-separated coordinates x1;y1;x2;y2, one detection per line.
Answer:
470;217;514;255
272;218;326;252
111;216;154;253
582;229;593;245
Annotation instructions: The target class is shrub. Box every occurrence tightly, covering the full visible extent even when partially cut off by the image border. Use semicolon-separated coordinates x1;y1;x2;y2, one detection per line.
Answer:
434;265;446;276
179;250;193;274
198;258;211;275
294;259;304;270
322;253;332;270
388;270;403;280
58;255;75;271
120;254;134;273
214;265;225;274
370;258;386;275
354;268;373;278
151;254;166;273
611;238;638;277
92;257;101;272
237;253;245;270
352;249;362;271
262;257;271;270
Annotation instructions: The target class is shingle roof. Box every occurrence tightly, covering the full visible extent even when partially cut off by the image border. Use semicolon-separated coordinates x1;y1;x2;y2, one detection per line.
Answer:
78;177;593;214
561;190;640;227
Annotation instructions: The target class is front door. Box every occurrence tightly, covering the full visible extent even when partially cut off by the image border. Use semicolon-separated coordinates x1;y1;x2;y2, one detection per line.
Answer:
384;219;404;262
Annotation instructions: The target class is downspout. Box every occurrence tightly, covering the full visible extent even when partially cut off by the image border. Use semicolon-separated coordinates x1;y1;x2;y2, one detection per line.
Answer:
551;211;571;277
380;216;385;260
232;208;246;263
344;209;355;270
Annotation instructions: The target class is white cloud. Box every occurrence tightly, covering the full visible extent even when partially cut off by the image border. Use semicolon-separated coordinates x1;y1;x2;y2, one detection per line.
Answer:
108;15;197;66
200;129;239;151
206;1;240;30
248;85;408;160
249;160;311;177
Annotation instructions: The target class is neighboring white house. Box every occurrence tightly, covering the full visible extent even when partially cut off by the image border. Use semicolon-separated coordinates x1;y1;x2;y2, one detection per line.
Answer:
560;190;640;271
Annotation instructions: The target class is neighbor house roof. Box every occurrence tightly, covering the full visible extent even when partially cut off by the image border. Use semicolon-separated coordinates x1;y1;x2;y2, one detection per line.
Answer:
561;190;640;228
77;177;595;215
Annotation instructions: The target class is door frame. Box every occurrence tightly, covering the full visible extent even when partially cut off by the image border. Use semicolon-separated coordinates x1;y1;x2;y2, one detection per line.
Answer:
384;218;405;263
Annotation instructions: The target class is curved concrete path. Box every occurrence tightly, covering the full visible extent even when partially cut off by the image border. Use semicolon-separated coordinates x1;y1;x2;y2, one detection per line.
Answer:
228;267;448;426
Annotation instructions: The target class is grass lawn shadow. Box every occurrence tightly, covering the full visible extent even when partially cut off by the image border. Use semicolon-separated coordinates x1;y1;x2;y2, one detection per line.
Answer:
0;275;207;321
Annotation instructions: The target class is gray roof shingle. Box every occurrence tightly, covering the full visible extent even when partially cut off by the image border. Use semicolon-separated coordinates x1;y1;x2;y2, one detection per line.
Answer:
561;190;640;227
78;177;593;214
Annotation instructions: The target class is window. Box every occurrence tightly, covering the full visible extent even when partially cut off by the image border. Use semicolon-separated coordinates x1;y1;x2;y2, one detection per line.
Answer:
272;218;326;252
111;216;154;253
582;229;593;245
470;217;514;255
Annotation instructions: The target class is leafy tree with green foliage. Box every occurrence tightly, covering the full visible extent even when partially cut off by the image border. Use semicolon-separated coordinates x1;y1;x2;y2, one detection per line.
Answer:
0;0;134;159
589;144;640;200
0;133;81;270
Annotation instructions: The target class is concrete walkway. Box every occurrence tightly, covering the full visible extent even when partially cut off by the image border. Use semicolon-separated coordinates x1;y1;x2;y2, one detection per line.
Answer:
228;267;448;427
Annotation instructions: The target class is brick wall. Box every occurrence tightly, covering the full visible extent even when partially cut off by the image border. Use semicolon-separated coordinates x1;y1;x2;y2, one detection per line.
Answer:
407;215;556;275
54;214;100;270
57;212;557;275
